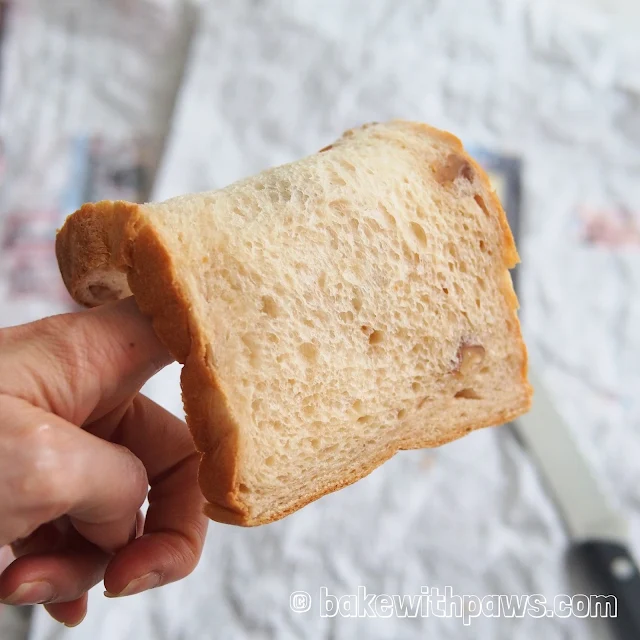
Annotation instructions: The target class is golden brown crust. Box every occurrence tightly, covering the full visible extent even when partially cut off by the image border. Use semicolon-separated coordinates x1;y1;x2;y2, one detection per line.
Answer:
56;201;250;523
56;201;131;301
55;121;532;527
208;401;529;526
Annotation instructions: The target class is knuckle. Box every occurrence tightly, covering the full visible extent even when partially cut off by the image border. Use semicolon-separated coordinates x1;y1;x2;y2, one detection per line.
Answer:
38;315;92;383
2;314;93;418
19;423;75;518
160;533;201;578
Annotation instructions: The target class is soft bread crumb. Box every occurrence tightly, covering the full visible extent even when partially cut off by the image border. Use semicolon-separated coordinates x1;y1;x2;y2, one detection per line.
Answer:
55;120;531;526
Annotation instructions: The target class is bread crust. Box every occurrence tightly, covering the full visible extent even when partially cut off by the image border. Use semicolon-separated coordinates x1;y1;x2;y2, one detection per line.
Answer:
56;122;531;526
57;201;249;522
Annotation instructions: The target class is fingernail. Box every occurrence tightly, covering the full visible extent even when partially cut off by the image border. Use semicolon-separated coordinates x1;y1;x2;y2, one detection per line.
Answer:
1;581;55;605
104;571;161;598
64;610;87;628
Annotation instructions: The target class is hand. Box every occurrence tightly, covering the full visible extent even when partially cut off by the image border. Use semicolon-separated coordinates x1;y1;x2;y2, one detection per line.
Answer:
0;298;207;626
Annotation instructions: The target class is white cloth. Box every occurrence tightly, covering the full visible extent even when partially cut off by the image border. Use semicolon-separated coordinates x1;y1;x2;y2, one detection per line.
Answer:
0;0;636;639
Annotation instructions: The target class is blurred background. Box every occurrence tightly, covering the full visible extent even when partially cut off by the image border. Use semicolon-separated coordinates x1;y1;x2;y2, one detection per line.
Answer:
1;0;639;638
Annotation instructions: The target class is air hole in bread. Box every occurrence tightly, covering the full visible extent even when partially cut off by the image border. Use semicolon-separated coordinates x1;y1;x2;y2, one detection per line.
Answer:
318;272;327;290
327;229;340;251
340;311;354;323
411;382;420;392
442;287;449;295
352;399;364;413
455;388;482;400
397;408;407;419
265;456;276;467
368;330;385;346
352;296;363;311
380;204;397;227
239;483;251;494
261;295;279;317
366;218;382;234
255;182;265;191
329;199;349;213
299;342;319;362
357;415;372;424
460;162;474;182
330;172;347;186
241;333;261;362
340;159;356;173
474;194;489;216
310;438;321;449
410;222;427;247
436;153;474;184
479;240;486;252
315;309;329;325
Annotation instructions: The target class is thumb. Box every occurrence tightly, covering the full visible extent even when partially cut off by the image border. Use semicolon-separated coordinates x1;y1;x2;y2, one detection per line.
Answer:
0;297;172;426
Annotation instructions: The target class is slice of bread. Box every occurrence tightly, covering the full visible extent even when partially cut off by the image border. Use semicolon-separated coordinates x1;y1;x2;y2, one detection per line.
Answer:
56;121;531;526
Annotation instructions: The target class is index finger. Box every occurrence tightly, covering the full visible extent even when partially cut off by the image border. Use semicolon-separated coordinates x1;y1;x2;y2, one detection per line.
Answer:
101;395;207;597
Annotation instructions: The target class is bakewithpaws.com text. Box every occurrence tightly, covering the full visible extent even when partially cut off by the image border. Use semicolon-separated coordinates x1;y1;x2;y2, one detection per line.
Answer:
289;587;616;625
